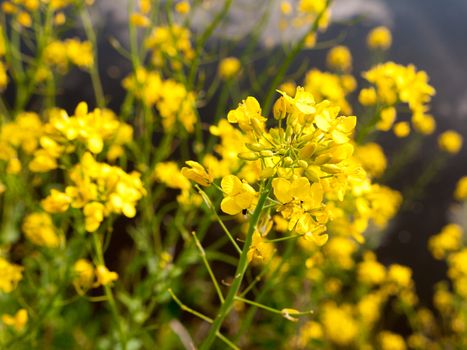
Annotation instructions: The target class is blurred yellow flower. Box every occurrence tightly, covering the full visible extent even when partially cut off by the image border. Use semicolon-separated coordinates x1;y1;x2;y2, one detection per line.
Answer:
393;121;410;138
0;258;23;293
438;130;463;154
2;309;28;332
22;212;60;247
218;57;241;80
367;26;392;50
326;45;352;72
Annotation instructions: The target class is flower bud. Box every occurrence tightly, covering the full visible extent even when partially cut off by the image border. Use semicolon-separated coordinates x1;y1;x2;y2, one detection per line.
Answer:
238;152;259;161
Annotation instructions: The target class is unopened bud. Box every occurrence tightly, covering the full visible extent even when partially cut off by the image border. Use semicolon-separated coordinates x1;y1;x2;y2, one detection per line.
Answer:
260;150;274;157
314;154;332;165
305;166;321;182
273;96;288;120
300;143;316;159
321;164;341;174
283;157;294;166
238;152;259;161
246;142;266;152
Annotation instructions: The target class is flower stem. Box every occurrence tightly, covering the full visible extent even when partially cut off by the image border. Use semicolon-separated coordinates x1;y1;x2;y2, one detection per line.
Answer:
92;233;127;350
199;180;272;350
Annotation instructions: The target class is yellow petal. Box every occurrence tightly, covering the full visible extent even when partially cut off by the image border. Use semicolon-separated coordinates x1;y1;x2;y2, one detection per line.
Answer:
220;197;242;215
272;178;292;203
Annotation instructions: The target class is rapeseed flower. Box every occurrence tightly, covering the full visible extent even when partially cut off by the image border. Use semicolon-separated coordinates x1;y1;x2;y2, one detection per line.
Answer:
438;130;463;154
0;258;23;293
2;309;28;332
367;26;392;50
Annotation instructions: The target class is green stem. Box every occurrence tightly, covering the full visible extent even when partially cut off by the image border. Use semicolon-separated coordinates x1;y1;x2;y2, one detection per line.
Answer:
199;180;272;350
81;9;106;108
92;233;127;350
192;232;225;303
196;185;242;255
168;289;239;350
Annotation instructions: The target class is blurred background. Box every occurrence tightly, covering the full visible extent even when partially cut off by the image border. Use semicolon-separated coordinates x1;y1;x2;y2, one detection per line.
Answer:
4;0;467;306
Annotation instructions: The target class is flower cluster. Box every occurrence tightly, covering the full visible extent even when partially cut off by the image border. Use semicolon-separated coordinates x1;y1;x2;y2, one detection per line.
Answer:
361;62;436;135
0;258;23;293
22;212;61;248
145;24;194;68
44;39;94;72
303;68;356;114
41;152;146;232
185;87;401;251
123;68;197;132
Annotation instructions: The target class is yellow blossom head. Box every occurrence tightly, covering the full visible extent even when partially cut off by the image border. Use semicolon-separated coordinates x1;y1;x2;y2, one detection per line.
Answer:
22;212;60;248
326;45;352;72
218;57;241;80
181;161;213;187
438;130;463;154
2;309;28;332
367;26;392;50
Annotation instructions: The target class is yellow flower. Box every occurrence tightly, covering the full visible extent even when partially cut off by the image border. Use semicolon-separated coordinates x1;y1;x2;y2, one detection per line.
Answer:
454;176;467;200
358;293;384;325
393;121;410;138
278;80;296;97
357;252;386;284
220;175;257;215
412;113;436;135
280;1;292;15
95;265;119;286
324;237;356;269
29;149;58;172
140;0;151;13
377;107;396;131
367;26;392;50
321;303;357;346
0;61;7;91
363;62;435;124
387;264;412;289
218;57;241;80
181;161;213;187
2;309;28;332
17;12;32;27
145;24;194;68
326;45;352;72
227;96;266;133
438;130;463;154
354;143;387;178
429;224;463;260
0;258;23;293
297;321;322;347
22;212;60;248
65;39;94;69
175;0;190;14
7;157;21;174
378;331;406;350
41;189;72;213
314;104;357;144
83;202;105;232
73;259;95;293
154;162;191;190
247;231;274;264
272;177;323;209
358;87;377;106
53;12;66;25
130;13;150;27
